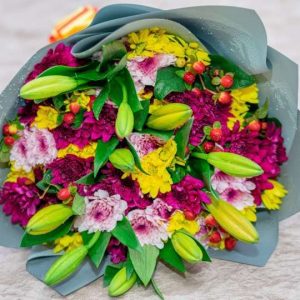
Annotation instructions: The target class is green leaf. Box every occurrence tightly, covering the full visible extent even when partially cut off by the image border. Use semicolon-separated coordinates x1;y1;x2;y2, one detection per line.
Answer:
154;66;186;100
168;166;187;184
107;55;127;80
159;239;186;273
52;95;65;110
129;245;159;286
20;218;73;247
94;137;119;177
36;170;59;194
76;69;108;81
75;172;103;185
126;138;147;174
124;258;134;280
134;100;150;131
56;114;64;126
72;108;85;129
255;98;270;119
0;139;10;163
140;128;174;141
72;193;86;215
103;264;123;287
174;117;193;159
112;217;141;251
151;279;165;300
101;40;127;66
93;85;109;120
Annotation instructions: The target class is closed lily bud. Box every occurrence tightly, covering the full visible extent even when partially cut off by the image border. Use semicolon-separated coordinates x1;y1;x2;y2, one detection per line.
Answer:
192;151;263;178
109;148;135;172
115;102;134;139
44;245;88;286
20;75;87;100
108;267;137;297
26;204;73;235
171;232;203;263
146;103;193;131
207;197;259;244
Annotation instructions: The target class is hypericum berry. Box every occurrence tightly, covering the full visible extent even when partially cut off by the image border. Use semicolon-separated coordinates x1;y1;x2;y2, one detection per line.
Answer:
63;112;75;125
210;128;222;142
248;120;261;131
4;136;15;146
192;87;202;97
183;72;196;85
220;75;234;88
205;214;217;227
8;124;18;135
2;124;10;135
218;91;232;105
261;122;268;130
184;209;196;221
225;237;237;251
69;102;81;114
57;188;71;201
192;61;206;74
209;231;222;243
203;141;215;153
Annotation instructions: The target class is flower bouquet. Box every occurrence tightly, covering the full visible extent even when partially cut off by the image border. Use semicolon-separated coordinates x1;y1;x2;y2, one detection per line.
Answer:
0;4;299;299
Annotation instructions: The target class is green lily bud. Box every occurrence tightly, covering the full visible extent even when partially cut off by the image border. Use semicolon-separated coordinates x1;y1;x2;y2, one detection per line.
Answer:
44;245;88;286
20;75;87;100
115;102;134;139
146;103;193;131
192;151;263;178
108;267;137;297
109;148;135;172
26;204;73;235
171;232;203;263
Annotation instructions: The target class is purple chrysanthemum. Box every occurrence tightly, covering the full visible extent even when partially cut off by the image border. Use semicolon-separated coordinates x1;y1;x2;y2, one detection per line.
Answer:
107;238;127;264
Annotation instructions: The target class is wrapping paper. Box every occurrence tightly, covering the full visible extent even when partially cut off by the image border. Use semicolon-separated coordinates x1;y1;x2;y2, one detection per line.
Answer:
0;4;298;296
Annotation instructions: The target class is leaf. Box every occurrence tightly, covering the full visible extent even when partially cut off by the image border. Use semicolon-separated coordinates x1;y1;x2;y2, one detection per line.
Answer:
36;170;59;194
126;138;147;174
188;158;213;191
134;100;150;131
112;217;141;251
72;193;86;215
124;258;134;280
88;232;111;268
154;67;186;100
94;137;119;177
101;40;127;66
255;98;270;119
140;128;174;141
72;108;85;129
151;279;165;300
174;117;194;159
103;264;123;287
0;139;10;163
129;245;159;286
20;218;73;247
93;85;109;120
75;172;104;185
168;166;187;184
107;55;127;80
52;95;65;110
159;239;186;273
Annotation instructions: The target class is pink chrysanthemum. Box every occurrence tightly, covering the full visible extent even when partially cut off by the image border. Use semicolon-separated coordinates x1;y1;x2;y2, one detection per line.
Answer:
161;175;210;216
127;54;176;92
167;91;231;146
75;190;127;233
146;198;173;220
26;43;79;82
10;127;57;172
127;208;168;249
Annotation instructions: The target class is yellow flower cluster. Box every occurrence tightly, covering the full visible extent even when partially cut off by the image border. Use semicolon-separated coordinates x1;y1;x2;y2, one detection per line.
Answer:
262;180;288;210
241;205;257;222
32;106;59;130
123;139;177;198
65;91;92;111
126;27;210;66
53;232;83;253
167;211;200;235
5;163;35;183
227;84;259;129
57;143;97;159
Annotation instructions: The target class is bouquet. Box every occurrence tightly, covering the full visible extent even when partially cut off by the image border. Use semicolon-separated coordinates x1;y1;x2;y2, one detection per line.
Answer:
0;4;298;299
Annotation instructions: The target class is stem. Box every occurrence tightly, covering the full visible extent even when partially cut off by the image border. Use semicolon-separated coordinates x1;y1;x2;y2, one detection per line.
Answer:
116;78;128;103
191;152;208;160
87;231;101;249
39;185;50;199
199;75;217;95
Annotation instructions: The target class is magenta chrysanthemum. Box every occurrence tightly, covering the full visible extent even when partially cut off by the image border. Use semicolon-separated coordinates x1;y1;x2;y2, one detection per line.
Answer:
10;127;57;172
106;238;127;264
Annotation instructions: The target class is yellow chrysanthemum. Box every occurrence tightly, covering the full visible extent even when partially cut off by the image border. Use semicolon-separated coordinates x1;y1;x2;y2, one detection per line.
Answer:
241;205;257;222
167;211;200;235
127;27;210;65
65;91;92;111
123;139;177;198
57;143;97;159
53;233;83;253
262;180;288;210
5;162;35;183
227;84;259;129
32;106;59;130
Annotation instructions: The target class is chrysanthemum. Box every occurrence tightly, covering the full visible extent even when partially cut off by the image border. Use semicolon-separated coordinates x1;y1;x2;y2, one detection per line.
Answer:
32;106;59;130
127;208;169;249
57;143;97;159
5;162;35;183
64;91;93;112
261;180;287;210
146;198;174;220
167;211;199;235
106;238;127;264
53;233;83;253
75;190;127;233
10;127;57;172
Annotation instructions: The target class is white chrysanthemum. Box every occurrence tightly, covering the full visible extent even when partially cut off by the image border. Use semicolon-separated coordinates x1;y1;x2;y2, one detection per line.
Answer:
75;190;127;233
127;208;168;249
10;127;57;172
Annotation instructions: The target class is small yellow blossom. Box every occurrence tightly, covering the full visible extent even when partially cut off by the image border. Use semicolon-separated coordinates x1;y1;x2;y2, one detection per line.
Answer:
32;106;59;130
227;84;259;129
58;143;97;159
262;180;287;210
168;211;200;235
123;139;177;198
53;232;83;253
138;89;153;100
65;91;92;111
241;205;257;222
5;162;35;183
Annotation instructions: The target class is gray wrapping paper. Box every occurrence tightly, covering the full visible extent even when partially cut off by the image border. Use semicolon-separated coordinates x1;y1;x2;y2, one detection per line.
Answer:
0;4;298;296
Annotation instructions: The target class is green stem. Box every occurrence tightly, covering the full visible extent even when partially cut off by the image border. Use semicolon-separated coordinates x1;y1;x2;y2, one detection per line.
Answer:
191;152;208;160
116;78;128;103
87;231;101;249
